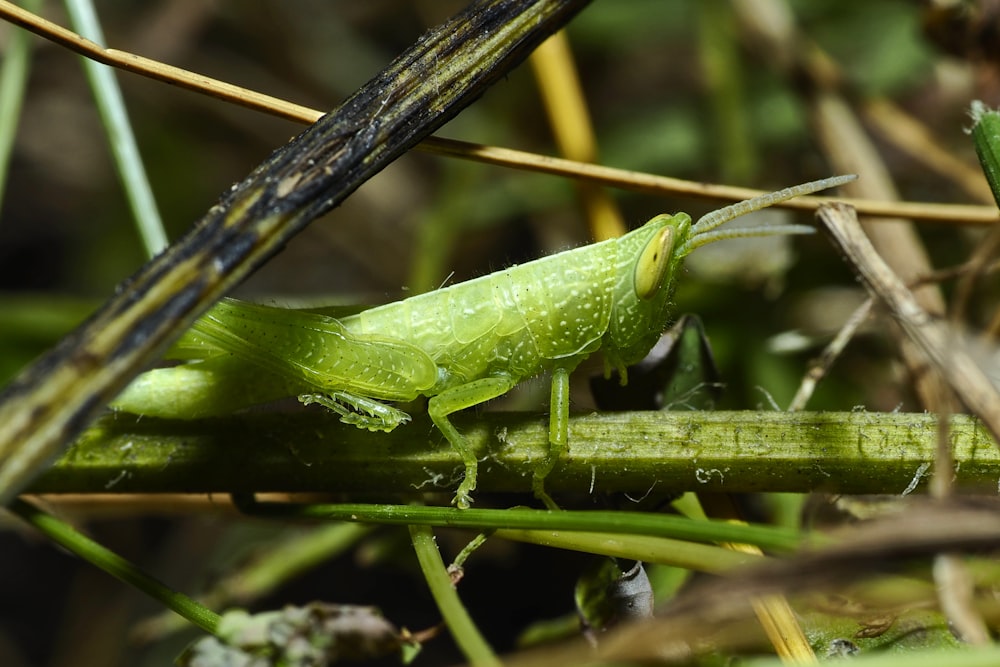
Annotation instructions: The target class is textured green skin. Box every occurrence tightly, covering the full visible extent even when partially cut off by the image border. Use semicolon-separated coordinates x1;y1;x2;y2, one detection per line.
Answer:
349;213;687;394
114;212;691;506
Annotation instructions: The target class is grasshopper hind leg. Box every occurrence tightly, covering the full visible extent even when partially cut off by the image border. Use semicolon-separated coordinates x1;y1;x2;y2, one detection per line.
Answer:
300;392;411;432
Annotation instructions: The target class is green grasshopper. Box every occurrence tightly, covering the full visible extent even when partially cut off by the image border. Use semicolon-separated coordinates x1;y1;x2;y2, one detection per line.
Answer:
113;175;854;508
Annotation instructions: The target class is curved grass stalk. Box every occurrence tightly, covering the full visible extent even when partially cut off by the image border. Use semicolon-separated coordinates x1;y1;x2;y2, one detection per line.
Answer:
410;524;501;667
0;0;40;215
63;0;167;257
235;499;802;554
9;497;220;634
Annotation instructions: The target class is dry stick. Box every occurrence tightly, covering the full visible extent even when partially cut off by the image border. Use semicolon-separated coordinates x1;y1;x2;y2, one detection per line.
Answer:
733;24;978;638
787;297;873;412
411;140;1000;224
805;65;970;641
0;0;315;124
816;203;1000;445
953;227;1000;326
812;94;949;406
934;552;990;645
789;253;1000;412
736;4;972;648
0;1;995;225
0;0;592;504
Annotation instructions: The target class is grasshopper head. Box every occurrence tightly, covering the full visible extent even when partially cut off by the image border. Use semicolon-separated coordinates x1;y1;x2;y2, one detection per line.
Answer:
603;212;693;374
602;174;855;379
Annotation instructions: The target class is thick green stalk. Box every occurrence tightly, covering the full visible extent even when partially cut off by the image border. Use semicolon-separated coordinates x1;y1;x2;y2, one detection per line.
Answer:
31;411;1000;498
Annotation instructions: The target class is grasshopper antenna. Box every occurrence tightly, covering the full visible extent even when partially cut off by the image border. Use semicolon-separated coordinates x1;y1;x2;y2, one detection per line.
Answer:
684;174;857;253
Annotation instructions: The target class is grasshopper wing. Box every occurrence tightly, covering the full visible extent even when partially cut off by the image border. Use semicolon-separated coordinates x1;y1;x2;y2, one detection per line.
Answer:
192;299;438;402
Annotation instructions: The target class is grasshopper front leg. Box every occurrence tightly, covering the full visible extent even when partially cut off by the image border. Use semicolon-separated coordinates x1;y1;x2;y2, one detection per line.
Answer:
532;363;578;510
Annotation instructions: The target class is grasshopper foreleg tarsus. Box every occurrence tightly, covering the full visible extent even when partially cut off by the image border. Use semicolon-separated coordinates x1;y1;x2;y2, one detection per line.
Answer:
427;375;517;509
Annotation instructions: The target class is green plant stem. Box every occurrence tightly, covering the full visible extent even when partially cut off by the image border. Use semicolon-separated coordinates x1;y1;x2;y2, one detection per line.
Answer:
451;531;491;570
970;100;1000;210
7;497;220;634
133;522;373;643
236;499;800;554
409;524;501;667
698;0;754;183
0;0;40;215
491;528;754;572
63;0;167;257
31;410;1000;498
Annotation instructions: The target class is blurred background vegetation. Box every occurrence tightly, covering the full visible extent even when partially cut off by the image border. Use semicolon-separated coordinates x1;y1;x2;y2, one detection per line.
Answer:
1;1;998;665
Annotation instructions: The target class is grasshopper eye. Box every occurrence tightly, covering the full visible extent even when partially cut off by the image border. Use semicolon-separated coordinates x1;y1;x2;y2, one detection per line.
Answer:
634;226;675;300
